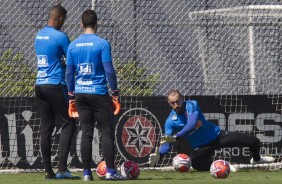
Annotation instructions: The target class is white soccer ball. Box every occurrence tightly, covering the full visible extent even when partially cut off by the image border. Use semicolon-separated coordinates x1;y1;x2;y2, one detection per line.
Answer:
210;159;230;179
120;160;140;179
96;161;107;179
172;154;191;172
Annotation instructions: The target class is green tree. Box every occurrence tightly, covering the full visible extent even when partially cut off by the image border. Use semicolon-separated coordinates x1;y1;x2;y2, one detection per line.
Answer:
116;60;159;96
0;48;36;97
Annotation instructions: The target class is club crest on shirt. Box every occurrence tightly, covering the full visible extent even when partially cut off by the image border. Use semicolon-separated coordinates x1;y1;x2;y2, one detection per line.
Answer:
171;114;177;120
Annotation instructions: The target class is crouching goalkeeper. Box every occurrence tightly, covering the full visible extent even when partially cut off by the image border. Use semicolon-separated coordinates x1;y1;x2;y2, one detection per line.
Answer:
149;89;275;171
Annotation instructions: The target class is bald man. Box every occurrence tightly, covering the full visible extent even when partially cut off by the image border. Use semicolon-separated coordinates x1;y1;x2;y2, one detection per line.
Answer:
34;4;80;180
149;89;275;171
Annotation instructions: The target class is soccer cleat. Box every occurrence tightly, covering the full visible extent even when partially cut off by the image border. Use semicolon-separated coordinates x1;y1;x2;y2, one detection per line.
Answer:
45;172;57;180
250;156;275;164
83;175;93;182
229;164;238;172
105;172;126;180
83;169;93;181
56;170;81;180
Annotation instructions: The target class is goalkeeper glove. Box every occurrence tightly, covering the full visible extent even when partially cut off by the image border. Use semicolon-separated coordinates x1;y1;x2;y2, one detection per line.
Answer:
149;147;160;167
112;96;121;115
160;135;177;145
111;90;121;115
68;93;79;118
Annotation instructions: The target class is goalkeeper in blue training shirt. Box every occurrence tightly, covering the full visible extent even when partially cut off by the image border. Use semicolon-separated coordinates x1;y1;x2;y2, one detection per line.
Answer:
34;3;80;180
66;10;123;181
149;89;275;171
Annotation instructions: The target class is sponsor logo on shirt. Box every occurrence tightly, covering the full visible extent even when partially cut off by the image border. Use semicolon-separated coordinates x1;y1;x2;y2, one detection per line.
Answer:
77;79;93;85
76;86;96;91
36;36;49;40
78;63;94;75
37;78;48;82
37;71;47;77
37;55;48;67
76;43;93;47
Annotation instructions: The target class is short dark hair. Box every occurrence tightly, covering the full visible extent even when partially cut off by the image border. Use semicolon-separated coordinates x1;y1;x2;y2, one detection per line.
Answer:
81;10;97;28
50;3;67;18
167;89;182;99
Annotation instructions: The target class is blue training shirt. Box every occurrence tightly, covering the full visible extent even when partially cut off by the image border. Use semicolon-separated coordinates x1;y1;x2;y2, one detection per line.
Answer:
66;34;112;95
160;100;221;155
34;26;70;85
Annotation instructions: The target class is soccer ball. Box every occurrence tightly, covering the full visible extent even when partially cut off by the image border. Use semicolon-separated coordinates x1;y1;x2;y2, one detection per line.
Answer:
120;160;140;179
172;154;191;172
210;159;230;179
96;161;107;179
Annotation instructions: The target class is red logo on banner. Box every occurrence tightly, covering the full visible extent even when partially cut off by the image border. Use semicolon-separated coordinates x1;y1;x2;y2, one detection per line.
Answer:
121;116;156;157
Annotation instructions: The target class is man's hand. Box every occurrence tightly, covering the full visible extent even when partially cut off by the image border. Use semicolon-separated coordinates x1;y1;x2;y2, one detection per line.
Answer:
112;96;121;115
68;100;79;118
149;147;160;167
160;135;176;145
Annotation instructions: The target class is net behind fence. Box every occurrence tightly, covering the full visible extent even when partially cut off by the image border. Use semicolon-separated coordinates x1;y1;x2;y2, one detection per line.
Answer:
0;0;282;172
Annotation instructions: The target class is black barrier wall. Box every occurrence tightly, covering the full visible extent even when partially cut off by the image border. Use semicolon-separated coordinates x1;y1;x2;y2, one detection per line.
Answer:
0;96;281;169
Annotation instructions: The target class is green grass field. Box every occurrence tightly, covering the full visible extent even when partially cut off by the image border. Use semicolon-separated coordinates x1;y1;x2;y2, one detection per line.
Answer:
1;170;282;184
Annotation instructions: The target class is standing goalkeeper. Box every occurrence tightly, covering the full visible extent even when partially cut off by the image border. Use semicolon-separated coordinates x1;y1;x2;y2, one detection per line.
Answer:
149;89;275;171
34;3;80;180
66;10;123;181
